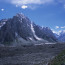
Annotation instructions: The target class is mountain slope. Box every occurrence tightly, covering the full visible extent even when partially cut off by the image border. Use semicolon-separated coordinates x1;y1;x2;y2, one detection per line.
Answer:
33;23;57;42
53;30;65;42
0;13;57;45
58;31;65;42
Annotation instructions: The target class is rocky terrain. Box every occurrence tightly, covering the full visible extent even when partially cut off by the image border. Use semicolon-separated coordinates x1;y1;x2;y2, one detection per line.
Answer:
0;13;65;65
0;43;65;65
0;13;57;46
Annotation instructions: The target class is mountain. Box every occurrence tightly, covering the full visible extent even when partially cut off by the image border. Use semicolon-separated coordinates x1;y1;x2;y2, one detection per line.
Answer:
58;30;65;42
53;30;65;42
32;23;57;42
0;13;57;46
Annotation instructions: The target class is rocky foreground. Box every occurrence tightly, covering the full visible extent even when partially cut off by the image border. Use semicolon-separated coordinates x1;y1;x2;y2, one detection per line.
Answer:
0;43;65;65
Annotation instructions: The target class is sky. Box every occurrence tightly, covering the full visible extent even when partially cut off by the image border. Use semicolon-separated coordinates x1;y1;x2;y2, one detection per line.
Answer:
0;0;65;34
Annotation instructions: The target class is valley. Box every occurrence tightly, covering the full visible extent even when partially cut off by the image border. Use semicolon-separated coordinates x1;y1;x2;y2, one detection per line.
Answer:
0;13;65;65
0;43;65;65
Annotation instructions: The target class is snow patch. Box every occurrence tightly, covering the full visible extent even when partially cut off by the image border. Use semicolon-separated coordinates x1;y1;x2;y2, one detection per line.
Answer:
29;37;33;40
16;13;26;20
35;43;44;45
0;22;6;28
31;23;42;40
45;43;56;44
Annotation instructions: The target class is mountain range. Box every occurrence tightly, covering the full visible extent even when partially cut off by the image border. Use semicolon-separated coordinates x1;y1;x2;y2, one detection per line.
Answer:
54;30;65;42
0;13;62;46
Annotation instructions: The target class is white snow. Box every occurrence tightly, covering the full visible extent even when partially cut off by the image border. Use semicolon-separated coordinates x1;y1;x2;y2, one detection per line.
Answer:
45;43;56;44
2;22;6;25
35;43;44;45
31;23;42;40
0;22;6;28
29;37;33;40
16;13;25;19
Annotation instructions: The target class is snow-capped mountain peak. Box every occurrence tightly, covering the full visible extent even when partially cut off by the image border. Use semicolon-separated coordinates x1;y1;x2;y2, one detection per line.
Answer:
53;30;65;42
0;13;58;45
60;30;65;34
16;13;25;18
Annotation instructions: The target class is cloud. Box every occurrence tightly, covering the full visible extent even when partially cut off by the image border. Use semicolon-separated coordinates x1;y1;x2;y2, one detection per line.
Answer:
11;0;53;5
1;9;4;11
21;5;28;9
61;26;65;28
2;0;65;9
55;26;59;29
3;0;54;9
55;26;65;29
64;4;65;8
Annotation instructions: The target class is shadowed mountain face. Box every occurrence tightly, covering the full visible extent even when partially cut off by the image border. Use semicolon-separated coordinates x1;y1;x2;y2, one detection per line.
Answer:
33;23;57;42
0;13;57;45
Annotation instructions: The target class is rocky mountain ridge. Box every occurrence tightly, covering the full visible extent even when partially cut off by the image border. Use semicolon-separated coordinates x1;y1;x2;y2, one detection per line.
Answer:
0;13;57;46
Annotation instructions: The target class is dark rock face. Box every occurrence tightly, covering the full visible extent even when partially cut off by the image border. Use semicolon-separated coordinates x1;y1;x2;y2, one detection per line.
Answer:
33;23;57;42
0;13;57;44
0;13;34;44
12;14;33;40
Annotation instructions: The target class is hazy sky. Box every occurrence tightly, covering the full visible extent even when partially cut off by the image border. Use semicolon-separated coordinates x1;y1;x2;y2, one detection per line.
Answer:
0;0;65;33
